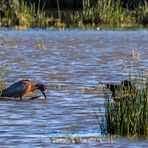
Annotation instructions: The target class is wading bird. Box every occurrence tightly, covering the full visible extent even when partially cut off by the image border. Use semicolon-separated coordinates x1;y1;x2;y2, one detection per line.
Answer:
106;80;138;101
0;80;47;100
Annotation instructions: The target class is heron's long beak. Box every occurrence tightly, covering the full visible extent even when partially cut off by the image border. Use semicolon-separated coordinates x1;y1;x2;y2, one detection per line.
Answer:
40;90;47;99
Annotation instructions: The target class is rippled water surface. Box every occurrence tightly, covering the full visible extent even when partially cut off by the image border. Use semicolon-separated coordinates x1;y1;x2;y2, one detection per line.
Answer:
0;29;148;147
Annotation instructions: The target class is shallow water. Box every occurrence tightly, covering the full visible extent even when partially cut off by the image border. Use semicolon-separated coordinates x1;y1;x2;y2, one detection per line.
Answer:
0;29;148;147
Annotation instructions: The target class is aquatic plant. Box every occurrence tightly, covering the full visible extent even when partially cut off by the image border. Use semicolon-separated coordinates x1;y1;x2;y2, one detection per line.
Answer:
98;50;148;137
0;0;51;28
94;0;135;27
56;0;148;28
0;64;10;92
61;0;135;28
135;0;148;27
49;134;82;144
102;79;148;136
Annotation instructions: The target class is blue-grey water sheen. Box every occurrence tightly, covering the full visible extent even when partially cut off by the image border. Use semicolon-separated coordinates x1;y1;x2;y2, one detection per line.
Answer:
0;29;148;147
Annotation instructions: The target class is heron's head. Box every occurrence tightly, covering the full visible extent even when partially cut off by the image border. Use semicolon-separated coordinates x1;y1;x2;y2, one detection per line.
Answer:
35;84;47;99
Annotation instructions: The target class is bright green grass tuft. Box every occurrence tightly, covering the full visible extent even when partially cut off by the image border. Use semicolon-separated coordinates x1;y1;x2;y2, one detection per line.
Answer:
100;78;148;137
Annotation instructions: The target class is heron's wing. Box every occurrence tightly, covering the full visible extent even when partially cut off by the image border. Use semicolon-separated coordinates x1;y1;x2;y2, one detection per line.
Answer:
1;81;26;98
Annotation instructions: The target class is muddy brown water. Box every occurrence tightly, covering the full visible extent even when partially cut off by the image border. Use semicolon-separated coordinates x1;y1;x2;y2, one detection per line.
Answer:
0;29;148;147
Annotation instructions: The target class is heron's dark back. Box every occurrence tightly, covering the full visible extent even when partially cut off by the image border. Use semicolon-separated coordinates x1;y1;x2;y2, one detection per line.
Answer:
1;81;26;98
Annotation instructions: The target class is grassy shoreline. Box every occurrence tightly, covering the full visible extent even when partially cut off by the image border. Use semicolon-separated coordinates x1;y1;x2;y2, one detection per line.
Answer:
0;0;147;29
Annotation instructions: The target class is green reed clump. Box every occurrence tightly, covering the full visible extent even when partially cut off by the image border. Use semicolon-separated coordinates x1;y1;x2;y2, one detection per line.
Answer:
61;0;136;28
0;0;147;28
0;0;51;28
94;0;136;27
62;0;148;28
0;64;10;92
135;1;148;27
50;135;82;144
29;0;51;28
46;0;148;28
100;79;148;137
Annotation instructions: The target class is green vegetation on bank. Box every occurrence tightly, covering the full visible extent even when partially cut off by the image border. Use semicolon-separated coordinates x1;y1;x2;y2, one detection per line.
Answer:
99;78;148;137
0;64;9;92
0;0;148;29
0;0;50;29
